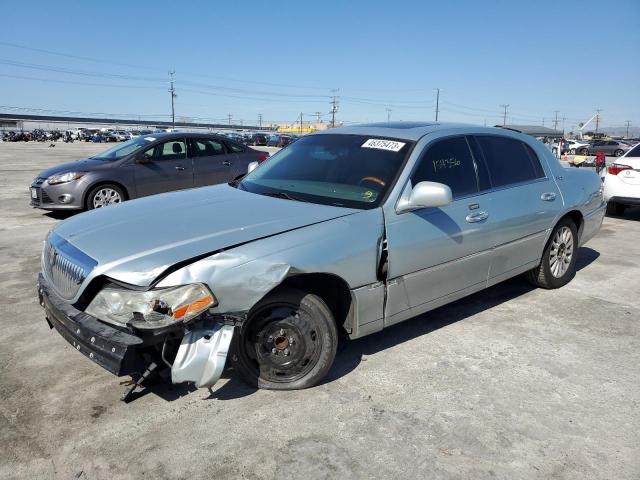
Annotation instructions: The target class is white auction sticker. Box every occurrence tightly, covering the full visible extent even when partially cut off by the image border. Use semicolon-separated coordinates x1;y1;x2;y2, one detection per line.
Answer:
361;138;406;152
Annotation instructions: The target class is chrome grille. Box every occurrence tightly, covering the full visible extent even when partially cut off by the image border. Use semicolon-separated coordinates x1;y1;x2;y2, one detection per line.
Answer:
42;233;97;300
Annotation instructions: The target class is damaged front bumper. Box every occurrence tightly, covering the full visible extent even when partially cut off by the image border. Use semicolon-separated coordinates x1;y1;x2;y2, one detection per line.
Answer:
37;273;235;394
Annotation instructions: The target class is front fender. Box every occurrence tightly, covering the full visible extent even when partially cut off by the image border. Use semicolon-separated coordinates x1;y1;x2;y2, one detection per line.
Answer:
155;209;384;315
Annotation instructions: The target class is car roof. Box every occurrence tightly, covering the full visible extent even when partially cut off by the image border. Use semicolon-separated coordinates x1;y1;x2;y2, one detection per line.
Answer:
139;132;241;141
314;121;487;141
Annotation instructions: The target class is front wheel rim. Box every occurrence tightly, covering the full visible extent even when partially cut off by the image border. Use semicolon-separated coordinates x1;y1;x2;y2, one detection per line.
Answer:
549;226;574;278
242;303;323;383
92;188;122;208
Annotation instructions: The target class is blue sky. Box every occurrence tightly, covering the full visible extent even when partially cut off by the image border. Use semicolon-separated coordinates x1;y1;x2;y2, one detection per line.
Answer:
1;0;638;130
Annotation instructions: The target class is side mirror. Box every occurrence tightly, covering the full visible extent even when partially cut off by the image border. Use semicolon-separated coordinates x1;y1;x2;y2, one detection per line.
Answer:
397;181;452;213
247;161;259;173
135;152;151;164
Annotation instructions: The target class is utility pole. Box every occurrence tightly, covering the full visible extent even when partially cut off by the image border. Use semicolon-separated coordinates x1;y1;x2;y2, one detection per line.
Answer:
386;108;392;123
435;88;440;121
625;120;632;138
330;89;339;128
315;111;322;123
552;110;560;131
595;108;601;134
562;116;566;134
168;70;176;130
542;118;545;127
227;114;232;126
500;104;509;126
299;112;303;134
258;114;263;128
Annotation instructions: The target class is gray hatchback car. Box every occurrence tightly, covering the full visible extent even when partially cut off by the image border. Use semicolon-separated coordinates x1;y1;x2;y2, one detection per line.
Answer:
37;122;605;400
30;132;268;210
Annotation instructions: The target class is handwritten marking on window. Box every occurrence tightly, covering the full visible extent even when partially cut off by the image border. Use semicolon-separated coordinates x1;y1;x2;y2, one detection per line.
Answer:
432;157;460;172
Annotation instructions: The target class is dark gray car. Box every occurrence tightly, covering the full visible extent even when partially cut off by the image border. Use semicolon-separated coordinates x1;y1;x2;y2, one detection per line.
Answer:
30;132;269;210
580;140;629;157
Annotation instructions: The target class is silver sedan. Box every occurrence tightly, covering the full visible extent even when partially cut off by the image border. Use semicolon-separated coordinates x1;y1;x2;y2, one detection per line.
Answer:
37;122;605;398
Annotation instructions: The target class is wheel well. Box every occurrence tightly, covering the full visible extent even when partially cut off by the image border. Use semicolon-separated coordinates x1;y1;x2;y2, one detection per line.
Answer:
561;210;584;240
273;273;353;334
83;181;129;207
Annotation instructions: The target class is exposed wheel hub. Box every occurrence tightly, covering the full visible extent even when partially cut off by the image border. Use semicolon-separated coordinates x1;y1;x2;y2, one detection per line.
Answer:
245;304;322;383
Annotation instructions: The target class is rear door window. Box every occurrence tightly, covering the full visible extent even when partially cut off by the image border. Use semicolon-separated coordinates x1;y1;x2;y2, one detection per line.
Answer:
411;136;478;199
192;138;226;157
474;136;545;188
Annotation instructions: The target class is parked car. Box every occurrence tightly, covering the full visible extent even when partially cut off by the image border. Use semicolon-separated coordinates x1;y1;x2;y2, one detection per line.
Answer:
579;140;629;157
249;133;268;146
267;134;281;147
102;132;119;143
30;133;268;211
36;122;604;399
565;139;590;154
602;143;640;215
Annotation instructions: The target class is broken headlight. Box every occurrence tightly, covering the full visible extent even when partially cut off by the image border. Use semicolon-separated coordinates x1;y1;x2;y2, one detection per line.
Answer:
85;283;217;330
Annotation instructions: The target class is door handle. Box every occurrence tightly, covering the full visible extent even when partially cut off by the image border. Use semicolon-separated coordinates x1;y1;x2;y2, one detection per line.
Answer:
175;166;185;171
465;211;489;223
222;161;231;166
541;192;557;201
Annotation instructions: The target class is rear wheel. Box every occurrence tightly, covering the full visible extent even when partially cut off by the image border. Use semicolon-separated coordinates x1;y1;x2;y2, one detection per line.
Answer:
579;148;589;155
526;219;578;289
569;148;576;154
614;149;624;157
231;288;338;390
606;201;625;216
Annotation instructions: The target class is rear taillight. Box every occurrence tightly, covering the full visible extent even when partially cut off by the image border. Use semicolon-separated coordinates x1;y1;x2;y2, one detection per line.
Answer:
608;163;631;175
257;153;269;162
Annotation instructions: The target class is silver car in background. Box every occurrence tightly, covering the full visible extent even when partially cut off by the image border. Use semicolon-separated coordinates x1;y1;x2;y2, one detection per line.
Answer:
36;122;605;400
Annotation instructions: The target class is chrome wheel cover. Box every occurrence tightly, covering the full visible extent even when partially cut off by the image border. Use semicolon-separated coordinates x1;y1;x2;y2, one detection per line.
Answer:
92;188;122;208
549;226;574;278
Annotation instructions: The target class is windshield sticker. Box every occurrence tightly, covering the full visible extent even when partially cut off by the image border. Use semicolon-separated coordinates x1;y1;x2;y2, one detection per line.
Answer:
144;137;156;142
361;138;406;152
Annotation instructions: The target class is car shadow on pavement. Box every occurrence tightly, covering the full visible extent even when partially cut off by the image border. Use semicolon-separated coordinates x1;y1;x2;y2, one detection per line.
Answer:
135;247;600;401
44;210;77;220
322;246;600;386
607;205;640;221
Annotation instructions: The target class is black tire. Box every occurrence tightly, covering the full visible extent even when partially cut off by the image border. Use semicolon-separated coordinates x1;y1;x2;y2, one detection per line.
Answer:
85;183;127;210
526;218;578;289
614;149;624;157
230;287;338;390
606;201;625;216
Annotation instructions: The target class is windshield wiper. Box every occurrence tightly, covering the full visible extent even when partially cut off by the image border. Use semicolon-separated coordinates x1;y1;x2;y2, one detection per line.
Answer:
261;191;308;202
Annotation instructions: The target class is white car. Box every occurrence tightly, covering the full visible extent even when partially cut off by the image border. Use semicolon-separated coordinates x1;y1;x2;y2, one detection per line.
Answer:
602;143;640;215
565;139;590;154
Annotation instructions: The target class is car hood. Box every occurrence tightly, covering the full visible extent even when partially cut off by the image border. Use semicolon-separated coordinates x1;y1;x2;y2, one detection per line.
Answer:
37;158;116;178
52;184;358;287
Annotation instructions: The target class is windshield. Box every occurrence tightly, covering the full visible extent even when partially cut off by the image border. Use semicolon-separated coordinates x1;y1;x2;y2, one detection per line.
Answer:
239;134;413;209
92;136;156;161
